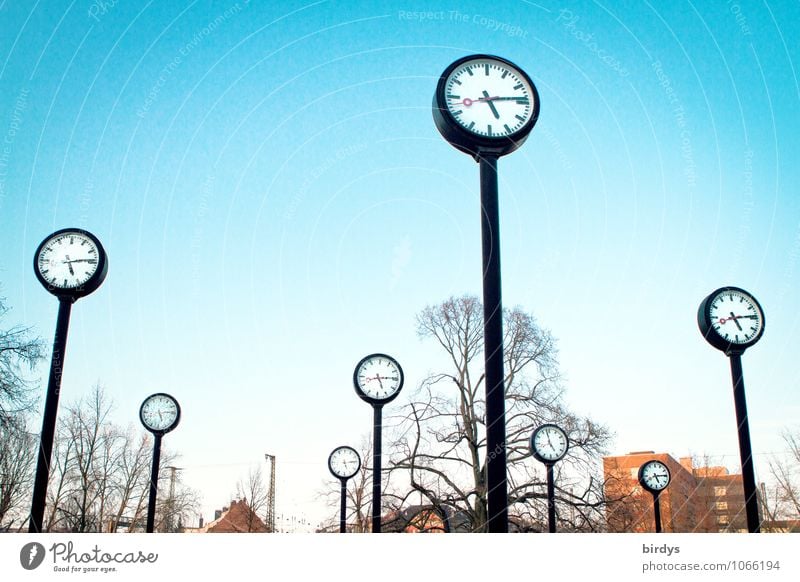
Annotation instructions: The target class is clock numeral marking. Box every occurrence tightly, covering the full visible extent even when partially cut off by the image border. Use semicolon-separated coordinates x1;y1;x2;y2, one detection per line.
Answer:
515;98;529;104
41;269;49;274
88;248;96;254
515;114;525;121
452;79;462;85
484;63;490;75
487;125;492;136
447;94;460;99
63;279;68;287
69;237;74;244
504;124;512;134
453;110;463;116
468;121;475;130
501;70;508;79
466;67;473;76
513;83;523;90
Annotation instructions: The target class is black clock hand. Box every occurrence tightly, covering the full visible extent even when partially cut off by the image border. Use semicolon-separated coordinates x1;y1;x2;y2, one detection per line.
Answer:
64;255;75;275
482;90;500;119
729;311;743;331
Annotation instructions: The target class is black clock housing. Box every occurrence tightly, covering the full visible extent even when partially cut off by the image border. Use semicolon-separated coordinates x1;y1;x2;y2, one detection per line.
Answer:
328;445;361;480
529;423;569;464
352;353;405;406
33;228;108;301
139;393;182;435
432;54;540;160
638;460;671;494
697;286;765;356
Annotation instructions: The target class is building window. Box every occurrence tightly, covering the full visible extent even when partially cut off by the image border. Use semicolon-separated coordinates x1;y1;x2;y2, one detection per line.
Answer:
714;486;727;497
716;501;728;511
718;515;729;525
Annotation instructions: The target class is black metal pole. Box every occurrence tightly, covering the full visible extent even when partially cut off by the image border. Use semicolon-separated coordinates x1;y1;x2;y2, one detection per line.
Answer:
29;299;73;533
340;479;347;533
146;434;163;533
546;463;556;533
653;494;662;533
479;154;508;533
729;354;760;533
371;404;383;533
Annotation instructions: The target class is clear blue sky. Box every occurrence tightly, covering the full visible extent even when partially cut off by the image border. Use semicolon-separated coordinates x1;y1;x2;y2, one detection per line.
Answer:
1;1;798;529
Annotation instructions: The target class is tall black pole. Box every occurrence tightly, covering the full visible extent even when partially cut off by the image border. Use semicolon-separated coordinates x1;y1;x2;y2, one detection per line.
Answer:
479;154;508;533
29;299;73;533
371;404;383;533
146;434;163;533
340;480;347;533
729;354;760;533
653;494;662;533
546;464;556;533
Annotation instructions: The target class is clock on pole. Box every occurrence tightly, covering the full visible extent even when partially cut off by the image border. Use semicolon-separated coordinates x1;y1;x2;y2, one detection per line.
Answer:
530;424;569;533
140;393;181;533
433;54;540;533
328;445;362;533
638;460;671;533
353;353;404;533
698;286;764;533
28;228;108;533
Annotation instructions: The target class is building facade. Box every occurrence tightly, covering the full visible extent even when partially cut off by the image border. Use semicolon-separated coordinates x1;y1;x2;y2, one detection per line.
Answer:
603;451;750;533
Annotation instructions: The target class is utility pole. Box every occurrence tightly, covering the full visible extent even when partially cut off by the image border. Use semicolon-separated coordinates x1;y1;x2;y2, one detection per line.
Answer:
264;454;276;533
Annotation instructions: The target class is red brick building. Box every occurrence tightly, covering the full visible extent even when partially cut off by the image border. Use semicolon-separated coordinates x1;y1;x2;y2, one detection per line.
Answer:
188;499;270;533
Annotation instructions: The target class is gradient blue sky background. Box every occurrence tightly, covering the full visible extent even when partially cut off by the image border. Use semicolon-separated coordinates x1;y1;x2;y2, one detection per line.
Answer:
1;0;798;529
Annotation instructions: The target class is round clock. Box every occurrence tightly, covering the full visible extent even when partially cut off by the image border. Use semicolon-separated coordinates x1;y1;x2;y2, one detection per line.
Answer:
530;424;569;463
353;353;404;405
638;460;671;493
34;228;108;299
328;446;361;480
698;286;764;355
139;393;181;435
433;54;540;158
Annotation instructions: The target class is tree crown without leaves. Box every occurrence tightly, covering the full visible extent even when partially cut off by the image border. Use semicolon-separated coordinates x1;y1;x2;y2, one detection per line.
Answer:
389;295;613;532
0;297;44;427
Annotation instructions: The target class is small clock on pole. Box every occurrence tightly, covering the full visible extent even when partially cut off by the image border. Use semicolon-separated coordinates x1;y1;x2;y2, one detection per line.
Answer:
328;446;362;533
530;424;569;533
638;460;671;533
353;353;404;533
140;393;181;532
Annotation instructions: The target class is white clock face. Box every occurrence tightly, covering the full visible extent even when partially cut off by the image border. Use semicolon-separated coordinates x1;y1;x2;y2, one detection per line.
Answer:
36;231;101;289
708;289;763;345
329;446;361;479
444;57;534;138
641;461;670;492
355;355;403;402
140;394;180;433
531;425;568;462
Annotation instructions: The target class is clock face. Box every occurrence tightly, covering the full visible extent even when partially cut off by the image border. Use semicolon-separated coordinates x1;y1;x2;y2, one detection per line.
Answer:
530;424;569;463
708;289;763;345
639;461;670;493
139;393;181;434
328;446;361;480
698;286;764;354
34;229;107;296
443;57;535;139
353;353;404;404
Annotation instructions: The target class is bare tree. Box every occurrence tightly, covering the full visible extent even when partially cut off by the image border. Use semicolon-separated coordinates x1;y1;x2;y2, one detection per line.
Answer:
389;295;613;532
236;466;270;532
768;428;800;520
0;417;36;530
0;297;44;426
37;385;199;532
